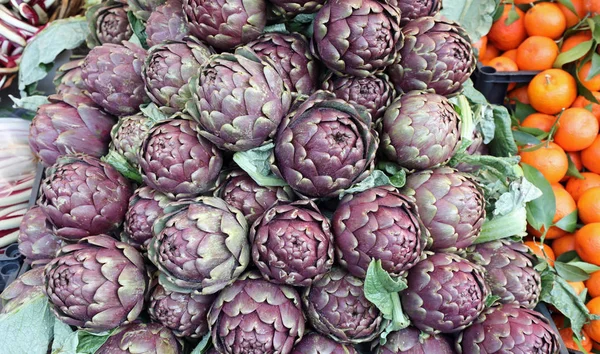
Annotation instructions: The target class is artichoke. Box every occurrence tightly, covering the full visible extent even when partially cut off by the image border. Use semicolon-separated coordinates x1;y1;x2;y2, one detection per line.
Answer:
304;268;384;344
208;271;305;354
148;282;216;338
122;187;170;250
146;0;190;47
376;327;455;354
82;42;149;116
128;0;166;20
401;167;486;252
387;17;476;97
456;303;560;354
39;154;133;240
388;0;442;25
291;332;358;354
18;206;63;266
215;169;296;224
148;197;249;294
109;113;154;169
250;200;335;286
332;186;426;279
143;38;213;114
323;73;395;120
86;1;133;47
96;322;183;354
183;0;266;50
44;235;148;332
379;92;461;171
269;0;325;16
454;130;488;173
1;267;45;314
29;94;116;167
54;59;87;95
467;240;541;309
311;0;403;77
246;32;319;96
272;91;378;199
401;253;490;334
138;117;223;200
190;50;292;151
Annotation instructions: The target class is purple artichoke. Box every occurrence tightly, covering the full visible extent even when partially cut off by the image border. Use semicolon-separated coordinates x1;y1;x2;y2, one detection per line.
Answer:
39;154;133;240
146;0;190;47
303;268;384;344
143;38;214;114
18;206;63;266
122;187;170;250
82;42;149;116
190;50;292;152
311;0;403;78
128;0;166;20
250;200;335;286
378;91;461;171
183;0;267;50
208;271;305;354
54;59;86;95
215;169;296;225
291;332;358;354
272;91;378;199
387;17;476;97
138;117;223;200
29;94;116;167
332;186;427;279
44;235;148;332
401;253;490;334
401;167;486;252
269;0;326;16
467;240;541;309
376;327;455;354
388;0;442;25
96;322;183;354
86;1;133;46
323;73;395;120
148;282;216;338
148;197;249;294
109;113;154;169
1;267;45;314
246;32;319;96
456;304;560;354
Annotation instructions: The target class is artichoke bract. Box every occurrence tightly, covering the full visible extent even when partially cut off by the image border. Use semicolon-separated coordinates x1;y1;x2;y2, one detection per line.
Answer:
332;186;426;279
291;332;358;354
82;42;149;116
110;113;154;169
39;154;133;240
250;200;335;287
379;92;461;171
149;282;216;338
138;117;223;200
388;0;442;25
96;322;183;354
323;73;395;120
1;267;45;314
272;91;378;199
311;0;403;78
148;197;249;294
29;94;116;167
208;271;305;354
190;50;292;151
456;303;561;354
44;236;148;332
304;268;384;344
86;1;133;47
128;0;166;20
143;38;213;114
387;17;476;97
269;0;326;17
215;169;296;225
401;167;486;252
376;327;455;354
18;206;63;266
246;32;319;96
146;0;190;47
401;253;490;334
467;240;542;309
54;59;86;95
122;187;170;250
183;0;266;50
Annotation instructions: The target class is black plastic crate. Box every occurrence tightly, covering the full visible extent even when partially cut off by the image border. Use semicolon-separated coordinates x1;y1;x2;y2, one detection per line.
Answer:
472;62;540;105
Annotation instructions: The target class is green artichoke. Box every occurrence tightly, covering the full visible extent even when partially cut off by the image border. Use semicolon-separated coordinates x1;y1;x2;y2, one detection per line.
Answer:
379;92;461;171
128;0;166;20
44;235;148;332
122;187;170;251
109;113;154;169
96;322;183;354
291;332;358;354
304;268;384;344
190;50;292;151
18;206;64;266
148;197;249;294
269;0;326;17
86;1;133;47
401;167;486;252
388;0;442;25
146;0;190;47
376;327;455;354
387;17;476;97
272;91;378;199
456;303;560;353
53;59;86;95
401;253;490;334
311;0;403;77
208;271;305;353
1;267;45;314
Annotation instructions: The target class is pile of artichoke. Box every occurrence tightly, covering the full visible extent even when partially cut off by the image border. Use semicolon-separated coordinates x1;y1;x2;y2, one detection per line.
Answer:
6;0;562;353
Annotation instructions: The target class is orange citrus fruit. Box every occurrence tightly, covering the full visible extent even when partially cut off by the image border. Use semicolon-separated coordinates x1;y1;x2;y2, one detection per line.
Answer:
587;271;600;298
487;57;519;90
584;297;600;342
524;241;556;266
560;327;593;352
582;135;600;174
473;36;487;60
575;223;600;266
524;2;568;40
488;4;528;51
528;69;578;115
554;107;599;151
571;92;600;124
579;61;600;92
507;85;530;105
578;187;600;224
566;172;600;202
559;0;587;28
584;0;600;15
480;43;501;64
552;233;576;257
521;113;557;132
516;36;560;71
561;31;593;53
519;141;569;184
529;184;577;240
